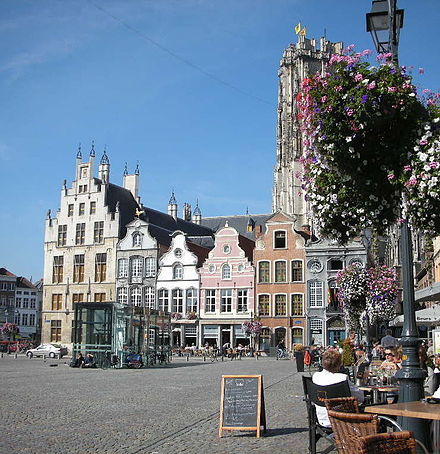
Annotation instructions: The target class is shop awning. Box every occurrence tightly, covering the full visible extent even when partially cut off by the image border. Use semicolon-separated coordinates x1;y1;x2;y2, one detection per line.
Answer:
390;305;440;327
415;282;440;303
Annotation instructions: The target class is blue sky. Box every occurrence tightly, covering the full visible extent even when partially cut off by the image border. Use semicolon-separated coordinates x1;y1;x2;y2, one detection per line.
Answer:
0;0;438;281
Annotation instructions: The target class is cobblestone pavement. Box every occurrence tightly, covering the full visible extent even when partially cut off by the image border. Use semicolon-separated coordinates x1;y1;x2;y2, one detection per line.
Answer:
0;355;332;454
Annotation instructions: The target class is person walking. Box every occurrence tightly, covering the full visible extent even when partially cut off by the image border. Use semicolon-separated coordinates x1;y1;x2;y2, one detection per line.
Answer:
380;329;398;349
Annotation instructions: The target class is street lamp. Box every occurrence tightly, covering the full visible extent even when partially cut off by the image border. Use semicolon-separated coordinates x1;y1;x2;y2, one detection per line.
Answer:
366;1;429;447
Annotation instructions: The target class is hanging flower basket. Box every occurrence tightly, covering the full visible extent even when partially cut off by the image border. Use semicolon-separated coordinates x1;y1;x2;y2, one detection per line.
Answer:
298;49;429;242
242;321;262;336
1;322;18;336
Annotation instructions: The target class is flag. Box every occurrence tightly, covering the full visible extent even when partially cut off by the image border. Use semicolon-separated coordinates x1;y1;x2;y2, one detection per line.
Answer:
300;27;307;36
294;22;301;34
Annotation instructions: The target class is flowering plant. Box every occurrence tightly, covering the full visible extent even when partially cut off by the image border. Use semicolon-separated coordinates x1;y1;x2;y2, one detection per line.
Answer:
298;48;428;242
186;311;198;320
171;312;182;321
242;320;262;335
0;322;18;335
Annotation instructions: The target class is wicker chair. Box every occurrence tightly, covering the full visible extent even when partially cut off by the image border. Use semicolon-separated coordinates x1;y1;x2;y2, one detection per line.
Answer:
327;409;380;454
355;431;417;454
324;397;360;413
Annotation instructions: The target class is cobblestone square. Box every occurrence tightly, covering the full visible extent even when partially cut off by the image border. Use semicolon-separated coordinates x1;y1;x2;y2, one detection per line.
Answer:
0;355;319;454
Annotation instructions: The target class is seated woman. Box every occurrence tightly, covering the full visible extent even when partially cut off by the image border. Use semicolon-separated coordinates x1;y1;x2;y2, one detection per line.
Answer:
312;349;364;427
379;349;400;372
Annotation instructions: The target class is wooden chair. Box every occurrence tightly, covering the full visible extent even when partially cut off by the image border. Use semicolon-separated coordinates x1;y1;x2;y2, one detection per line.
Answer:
355;431;417;454
302;376;351;454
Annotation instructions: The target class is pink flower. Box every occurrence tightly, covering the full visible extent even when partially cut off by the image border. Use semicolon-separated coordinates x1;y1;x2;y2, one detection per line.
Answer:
420;139;428;145
429;162;439;169
388;87;397;93
346;109;354;116
387;173;395;181
367;82;376;90
335;85;343;92
404;165;412;172
321;96;328;103
355;73;363;82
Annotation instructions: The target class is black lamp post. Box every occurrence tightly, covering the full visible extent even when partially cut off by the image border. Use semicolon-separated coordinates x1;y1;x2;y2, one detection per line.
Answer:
366;1;429;448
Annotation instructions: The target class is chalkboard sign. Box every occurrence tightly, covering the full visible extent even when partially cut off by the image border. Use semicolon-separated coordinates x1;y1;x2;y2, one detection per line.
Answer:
219;375;266;438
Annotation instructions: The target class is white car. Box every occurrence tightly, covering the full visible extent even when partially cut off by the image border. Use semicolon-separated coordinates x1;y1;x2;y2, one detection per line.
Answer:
26;343;68;359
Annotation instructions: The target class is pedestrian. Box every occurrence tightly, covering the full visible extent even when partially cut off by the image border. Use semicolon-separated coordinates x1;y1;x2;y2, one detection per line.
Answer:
380;329;399;349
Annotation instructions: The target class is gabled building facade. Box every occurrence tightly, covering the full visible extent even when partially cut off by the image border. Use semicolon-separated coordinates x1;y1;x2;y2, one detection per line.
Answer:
254;211;307;350
199;224;255;348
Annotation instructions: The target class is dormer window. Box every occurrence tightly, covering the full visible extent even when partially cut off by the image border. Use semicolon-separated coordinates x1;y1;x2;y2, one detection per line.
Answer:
132;232;142;247
222;264;231;280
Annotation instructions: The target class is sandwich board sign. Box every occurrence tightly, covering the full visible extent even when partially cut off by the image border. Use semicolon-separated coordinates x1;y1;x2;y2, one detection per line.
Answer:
219;374;266;438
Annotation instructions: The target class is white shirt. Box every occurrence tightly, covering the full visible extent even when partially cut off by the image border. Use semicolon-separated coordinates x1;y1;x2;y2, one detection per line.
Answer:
312;369;365;427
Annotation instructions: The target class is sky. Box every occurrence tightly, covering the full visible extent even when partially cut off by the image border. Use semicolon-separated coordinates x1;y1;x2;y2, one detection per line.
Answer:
0;0;439;282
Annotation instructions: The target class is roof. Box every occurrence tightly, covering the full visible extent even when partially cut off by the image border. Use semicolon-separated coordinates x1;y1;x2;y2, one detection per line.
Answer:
200;213;272;240
0;268;16;277
16;277;37;289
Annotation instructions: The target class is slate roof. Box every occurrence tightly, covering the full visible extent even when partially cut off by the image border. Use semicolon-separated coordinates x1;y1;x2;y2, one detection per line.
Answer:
200;214;272;240
0;268;16;277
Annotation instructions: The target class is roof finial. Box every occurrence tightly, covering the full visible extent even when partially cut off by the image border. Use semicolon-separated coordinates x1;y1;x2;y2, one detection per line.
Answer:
76;143;82;159
246;206;249;215
100;146;109;165
123;162;128;176
135;161;140;175
169;189;177;205
90;140;95;157
193;198;201;215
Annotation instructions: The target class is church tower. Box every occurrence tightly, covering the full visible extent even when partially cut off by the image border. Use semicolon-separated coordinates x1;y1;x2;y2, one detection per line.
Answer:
272;33;343;227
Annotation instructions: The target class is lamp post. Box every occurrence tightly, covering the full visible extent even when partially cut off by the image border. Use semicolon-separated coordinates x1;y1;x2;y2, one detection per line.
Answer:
366;1;429;447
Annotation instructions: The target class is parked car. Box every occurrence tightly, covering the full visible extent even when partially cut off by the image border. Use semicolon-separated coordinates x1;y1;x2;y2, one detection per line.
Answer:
26;343;68;358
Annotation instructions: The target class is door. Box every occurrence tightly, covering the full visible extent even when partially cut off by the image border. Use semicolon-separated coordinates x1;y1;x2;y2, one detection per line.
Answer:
328;330;346;346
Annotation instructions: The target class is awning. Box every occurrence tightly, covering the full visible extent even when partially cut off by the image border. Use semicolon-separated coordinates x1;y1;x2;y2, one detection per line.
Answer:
390;305;440;327
415;282;440;303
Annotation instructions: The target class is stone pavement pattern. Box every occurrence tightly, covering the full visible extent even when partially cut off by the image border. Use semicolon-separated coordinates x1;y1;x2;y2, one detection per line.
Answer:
0;356;329;454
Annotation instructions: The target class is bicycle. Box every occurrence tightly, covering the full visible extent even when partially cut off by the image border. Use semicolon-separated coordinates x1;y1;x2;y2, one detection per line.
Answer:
276;348;290;360
207;349;220;362
100;351;119;369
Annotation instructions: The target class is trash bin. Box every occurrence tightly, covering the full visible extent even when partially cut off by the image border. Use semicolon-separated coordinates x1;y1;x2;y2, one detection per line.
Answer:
295;351;304;372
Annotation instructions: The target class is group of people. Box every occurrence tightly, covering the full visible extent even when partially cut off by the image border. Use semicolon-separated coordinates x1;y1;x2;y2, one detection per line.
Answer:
70;353;96;368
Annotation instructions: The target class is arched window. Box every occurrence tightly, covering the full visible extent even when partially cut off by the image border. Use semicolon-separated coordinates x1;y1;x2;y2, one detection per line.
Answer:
173;263;183;280
222;264;231;280
145;287;155;309
258;261;270;283
117;287;128;304
132;232;142;247
258;294;270;316
275;294;287;316
131;257;143;279
274;260;287;282
130;287;142;307
291;294;303;316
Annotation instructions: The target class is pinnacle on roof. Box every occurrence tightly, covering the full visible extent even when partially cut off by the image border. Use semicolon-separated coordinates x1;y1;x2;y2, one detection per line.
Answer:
123;162;128;176
100;148;109;165
135;161;140;175
193;199;201;216
169;190;177;205
90;140;95;157
76;143;82;159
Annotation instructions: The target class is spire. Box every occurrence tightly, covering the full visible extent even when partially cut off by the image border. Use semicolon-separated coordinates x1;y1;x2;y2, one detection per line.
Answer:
246;206;249;215
90;140;95;157
169;189;177;205
135;161;140;175
76;143;82;159
123;162;128;176
193;199;201;216
100;147;109;165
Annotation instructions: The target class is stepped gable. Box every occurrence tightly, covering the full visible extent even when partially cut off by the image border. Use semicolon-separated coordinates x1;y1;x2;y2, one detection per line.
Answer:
200;213;272;240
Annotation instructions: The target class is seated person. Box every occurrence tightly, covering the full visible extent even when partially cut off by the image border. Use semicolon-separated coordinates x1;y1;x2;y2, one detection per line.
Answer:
379;349;400;371
71;353;84;368
83;353;96;368
312;349;364;427
277;340;286;352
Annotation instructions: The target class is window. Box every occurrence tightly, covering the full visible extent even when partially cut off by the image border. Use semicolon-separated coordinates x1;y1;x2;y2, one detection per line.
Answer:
158;289;169;311
291;260;303;282
145;257;156;277
208;264;215;273
22;314;28;326
30;299;36;309
72;293;84;305
16;298;21;308
292;328;303;345
258;295;270;316
118;259;128;278
186;288;198;313
95;253;107;282
145;287;155;309
173;263;183;280
223;244;231;254
73;254;85;283
57;225;67;246
130;287;142;306
174;249;182;258
328;280;339;308
291;294;304;316
90;201;96;215
237;289;248;313
51;294;63;311
29;314;36;326
328;259;344;270
75;223;85;245
94;293;106;302
172;289;183;313
220;289;232;312
131;257;143;279
117;287;128;304
258;261;270;283
68;204;74;217
275;261;287;283
52;256;64;283
205;289;216;313
50;320;61;342
132;232;142;247
222;264;231;280
274;230;286;248
309;281;324;308
15;313;20;324
23;298;29;309
94;221;104;244
275;294;287;316
79;202;85;216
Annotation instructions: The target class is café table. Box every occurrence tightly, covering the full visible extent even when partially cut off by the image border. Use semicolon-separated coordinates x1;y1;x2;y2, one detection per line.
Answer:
359;384;399;404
